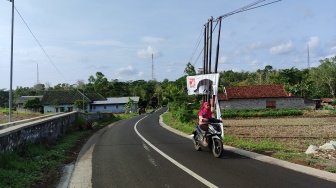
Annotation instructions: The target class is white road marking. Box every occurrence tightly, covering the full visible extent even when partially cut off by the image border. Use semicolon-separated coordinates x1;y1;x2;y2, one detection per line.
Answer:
143;142;150;152
134;116;218;188
148;154;159;167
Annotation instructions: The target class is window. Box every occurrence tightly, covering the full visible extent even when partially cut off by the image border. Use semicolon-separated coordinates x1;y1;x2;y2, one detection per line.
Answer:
116;104;118;109
266;100;276;108
104;105;106;109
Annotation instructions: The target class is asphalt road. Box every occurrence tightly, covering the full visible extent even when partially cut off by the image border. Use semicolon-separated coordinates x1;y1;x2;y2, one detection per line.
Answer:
68;107;336;188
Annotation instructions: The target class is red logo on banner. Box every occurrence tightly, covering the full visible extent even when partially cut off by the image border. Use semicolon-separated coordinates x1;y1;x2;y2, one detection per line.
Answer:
189;78;195;88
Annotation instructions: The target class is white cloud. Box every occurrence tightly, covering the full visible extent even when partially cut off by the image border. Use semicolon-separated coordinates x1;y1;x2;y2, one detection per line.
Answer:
269;41;294;55
330;45;336;53
232;50;241;56
244;56;252;61
137;46;162;59
142;36;165;43
250;59;259;66
78;40;122;46
219;56;227;64
116;65;137;76
307;36;319;49
248;41;262;50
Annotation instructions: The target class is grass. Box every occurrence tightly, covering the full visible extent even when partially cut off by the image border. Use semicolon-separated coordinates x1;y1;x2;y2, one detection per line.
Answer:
162;112;195;134
162;111;336;173
221;108;303;118
0;108;9;113
223;135;290;154
0;112;139;188
0;131;88;187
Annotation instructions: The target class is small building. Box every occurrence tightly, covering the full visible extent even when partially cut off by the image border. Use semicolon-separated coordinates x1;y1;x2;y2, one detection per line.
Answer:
321;98;334;105
91;97;140;113
16;96;43;112
40;90;105;113
218;84;304;110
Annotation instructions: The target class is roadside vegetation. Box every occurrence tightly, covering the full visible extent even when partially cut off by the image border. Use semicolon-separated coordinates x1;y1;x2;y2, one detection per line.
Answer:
162;104;336;173
221;108;303;118
0;112;138;188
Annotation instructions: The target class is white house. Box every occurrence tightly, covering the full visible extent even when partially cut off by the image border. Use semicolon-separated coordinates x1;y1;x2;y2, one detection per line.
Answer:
91;97;140;113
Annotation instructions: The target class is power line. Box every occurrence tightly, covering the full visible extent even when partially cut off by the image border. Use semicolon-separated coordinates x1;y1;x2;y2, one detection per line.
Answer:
189;28;204;63
14;6;68;83
190;0;282;72
190;20;219;69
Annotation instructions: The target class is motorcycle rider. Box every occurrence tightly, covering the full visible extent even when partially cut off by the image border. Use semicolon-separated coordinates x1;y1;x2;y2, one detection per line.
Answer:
198;101;215;146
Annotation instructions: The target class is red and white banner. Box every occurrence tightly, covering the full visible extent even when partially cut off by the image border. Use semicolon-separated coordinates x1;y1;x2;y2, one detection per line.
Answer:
186;73;219;95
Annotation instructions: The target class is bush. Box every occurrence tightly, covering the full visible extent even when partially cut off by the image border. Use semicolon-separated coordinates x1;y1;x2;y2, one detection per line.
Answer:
169;102;195;123
331;100;336;106
73;116;90;130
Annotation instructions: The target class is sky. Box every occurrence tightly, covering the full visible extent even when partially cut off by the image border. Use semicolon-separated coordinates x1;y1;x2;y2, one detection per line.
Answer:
0;0;335;90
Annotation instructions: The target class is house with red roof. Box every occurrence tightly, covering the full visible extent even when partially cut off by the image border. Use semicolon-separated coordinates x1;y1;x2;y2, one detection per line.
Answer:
217;84;304;109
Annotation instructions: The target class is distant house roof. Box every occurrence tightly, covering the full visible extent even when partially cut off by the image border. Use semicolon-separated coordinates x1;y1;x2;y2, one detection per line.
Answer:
321;98;334;103
93;97;140;105
40;90;105;105
16;96;43;104
218;84;288;100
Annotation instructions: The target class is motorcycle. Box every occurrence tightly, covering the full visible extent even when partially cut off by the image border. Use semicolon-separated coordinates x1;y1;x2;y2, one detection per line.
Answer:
192;118;223;158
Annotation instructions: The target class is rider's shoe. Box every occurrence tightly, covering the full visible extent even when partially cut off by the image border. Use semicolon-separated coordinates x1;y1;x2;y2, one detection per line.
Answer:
202;140;208;147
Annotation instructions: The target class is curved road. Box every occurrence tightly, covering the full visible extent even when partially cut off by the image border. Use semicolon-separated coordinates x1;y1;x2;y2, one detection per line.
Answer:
68;107;336;187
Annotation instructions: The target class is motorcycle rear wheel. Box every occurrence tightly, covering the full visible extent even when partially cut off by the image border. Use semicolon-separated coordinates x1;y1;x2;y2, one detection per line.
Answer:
212;139;223;158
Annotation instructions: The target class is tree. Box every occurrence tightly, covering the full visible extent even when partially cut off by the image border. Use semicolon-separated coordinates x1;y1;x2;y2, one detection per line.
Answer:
74;100;89;112
184;62;196;76
107;79;130;97
154;83;163;106
88;72;109;96
0;89;9;108
53;83;71;90
124;97;135;113
23;98;41;112
33;83;45;91
318;56;336;97
310;56;336;97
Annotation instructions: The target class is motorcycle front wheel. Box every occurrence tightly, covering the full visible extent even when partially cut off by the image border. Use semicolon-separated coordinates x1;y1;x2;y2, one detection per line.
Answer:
193;136;202;151
212;138;223;158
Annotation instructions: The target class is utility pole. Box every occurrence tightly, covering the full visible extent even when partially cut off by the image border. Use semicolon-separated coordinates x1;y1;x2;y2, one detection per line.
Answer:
215;18;222;73
9;0;14;122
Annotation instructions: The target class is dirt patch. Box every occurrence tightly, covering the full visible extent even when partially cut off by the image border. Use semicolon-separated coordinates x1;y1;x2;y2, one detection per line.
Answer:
224;114;336;173
0;112;43;124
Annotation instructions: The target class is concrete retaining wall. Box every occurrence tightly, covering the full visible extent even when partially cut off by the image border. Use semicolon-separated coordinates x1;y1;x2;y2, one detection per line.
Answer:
0;112;113;153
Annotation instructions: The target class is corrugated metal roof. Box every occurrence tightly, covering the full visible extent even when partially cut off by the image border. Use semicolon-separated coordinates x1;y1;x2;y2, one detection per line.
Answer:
93;97;139;104
40;90;105;105
16;96;43;104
